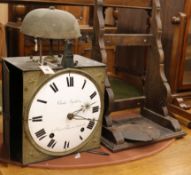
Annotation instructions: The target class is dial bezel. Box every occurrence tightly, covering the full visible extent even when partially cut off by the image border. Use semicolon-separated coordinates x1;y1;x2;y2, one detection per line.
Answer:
24;68;104;156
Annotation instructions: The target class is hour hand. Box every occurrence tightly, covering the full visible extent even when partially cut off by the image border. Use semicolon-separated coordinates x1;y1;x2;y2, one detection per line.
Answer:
72;107;83;114
71;102;96;114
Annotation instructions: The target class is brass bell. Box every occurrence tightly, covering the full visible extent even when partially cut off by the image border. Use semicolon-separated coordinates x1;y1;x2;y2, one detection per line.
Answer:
20;7;81;39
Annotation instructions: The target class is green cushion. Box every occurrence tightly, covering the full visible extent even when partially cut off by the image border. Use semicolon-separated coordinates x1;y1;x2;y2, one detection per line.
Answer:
109;77;143;99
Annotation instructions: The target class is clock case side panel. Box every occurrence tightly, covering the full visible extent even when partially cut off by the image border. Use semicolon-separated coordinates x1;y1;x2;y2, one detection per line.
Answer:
2;60;23;163
2;61;11;161
77;67;105;152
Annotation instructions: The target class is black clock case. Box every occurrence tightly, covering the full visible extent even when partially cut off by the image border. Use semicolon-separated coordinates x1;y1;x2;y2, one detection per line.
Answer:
2;55;106;165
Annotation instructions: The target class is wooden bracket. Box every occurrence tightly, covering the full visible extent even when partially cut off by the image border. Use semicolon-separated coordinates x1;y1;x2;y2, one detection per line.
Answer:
93;0;185;151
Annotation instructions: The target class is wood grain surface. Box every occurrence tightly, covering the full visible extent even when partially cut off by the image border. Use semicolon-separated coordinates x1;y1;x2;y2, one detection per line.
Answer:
0;114;190;175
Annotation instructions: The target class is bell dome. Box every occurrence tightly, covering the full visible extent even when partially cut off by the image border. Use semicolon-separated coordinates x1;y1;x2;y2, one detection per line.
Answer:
20;7;81;39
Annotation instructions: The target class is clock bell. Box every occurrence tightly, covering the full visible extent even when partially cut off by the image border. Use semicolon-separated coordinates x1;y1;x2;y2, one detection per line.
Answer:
2;7;105;165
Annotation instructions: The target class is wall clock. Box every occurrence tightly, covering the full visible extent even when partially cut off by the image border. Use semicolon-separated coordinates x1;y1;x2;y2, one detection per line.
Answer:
2;55;105;164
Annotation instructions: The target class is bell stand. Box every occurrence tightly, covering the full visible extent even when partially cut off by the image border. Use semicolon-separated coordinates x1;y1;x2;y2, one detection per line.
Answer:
91;0;185;151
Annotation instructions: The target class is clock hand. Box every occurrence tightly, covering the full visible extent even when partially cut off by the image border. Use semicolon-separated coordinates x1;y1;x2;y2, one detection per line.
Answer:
67;113;98;121
89;102;96;106
73;114;99;121
71;102;96;114
72;107;83;114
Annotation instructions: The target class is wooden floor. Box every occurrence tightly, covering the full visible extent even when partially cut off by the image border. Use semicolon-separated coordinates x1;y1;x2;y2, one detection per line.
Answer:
0;121;191;174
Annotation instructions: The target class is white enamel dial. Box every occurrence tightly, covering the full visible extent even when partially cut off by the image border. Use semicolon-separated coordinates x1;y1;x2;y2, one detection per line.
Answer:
27;69;102;155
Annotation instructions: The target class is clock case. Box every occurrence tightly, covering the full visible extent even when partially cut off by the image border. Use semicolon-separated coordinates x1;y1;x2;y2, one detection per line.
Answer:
2;54;105;165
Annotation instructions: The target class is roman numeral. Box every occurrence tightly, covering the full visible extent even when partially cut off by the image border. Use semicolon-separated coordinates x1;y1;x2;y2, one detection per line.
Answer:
66;76;74;87
63;141;70;149
37;99;47;104
47;139;57;148
90;91;97;99
92;106;99;113
35;128;47;140
50;82;58;93
31;116;43;122
87;120;95;130
79;135;83;140
81;80;87;89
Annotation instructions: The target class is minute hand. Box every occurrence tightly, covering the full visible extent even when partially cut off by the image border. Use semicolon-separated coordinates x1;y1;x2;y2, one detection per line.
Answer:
73;114;99;121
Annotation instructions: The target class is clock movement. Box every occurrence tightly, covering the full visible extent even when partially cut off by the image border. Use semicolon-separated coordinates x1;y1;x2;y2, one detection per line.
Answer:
2;8;105;164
